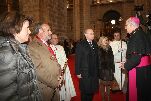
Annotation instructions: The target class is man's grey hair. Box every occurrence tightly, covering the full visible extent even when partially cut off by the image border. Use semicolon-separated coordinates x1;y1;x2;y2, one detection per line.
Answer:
33;22;42;35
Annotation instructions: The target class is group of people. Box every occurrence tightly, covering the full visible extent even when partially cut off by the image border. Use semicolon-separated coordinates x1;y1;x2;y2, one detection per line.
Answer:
0;10;151;101
75;17;151;101
0;11;76;101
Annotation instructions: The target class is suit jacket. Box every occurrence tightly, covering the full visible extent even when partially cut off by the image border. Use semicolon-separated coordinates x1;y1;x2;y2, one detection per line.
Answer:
28;37;61;101
75;39;99;93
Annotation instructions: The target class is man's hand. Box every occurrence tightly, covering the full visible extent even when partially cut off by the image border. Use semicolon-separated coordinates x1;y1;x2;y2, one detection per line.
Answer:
118;48;125;52
58;76;64;87
119;62;125;69
77;74;82;78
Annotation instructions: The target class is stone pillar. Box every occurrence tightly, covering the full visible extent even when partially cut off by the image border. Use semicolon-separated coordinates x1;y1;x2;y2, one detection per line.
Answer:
19;0;40;22
56;0;67;36
73;0;81;41
6;0;19;12
83;0;91;30
0;0;7;14
121;2;134;38
39;0;51;23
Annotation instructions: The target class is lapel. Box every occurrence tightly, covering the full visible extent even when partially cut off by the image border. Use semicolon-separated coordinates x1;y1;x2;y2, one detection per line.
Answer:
83;39;91;51
32;37;57;61
83;39;96;54
33;37;49;52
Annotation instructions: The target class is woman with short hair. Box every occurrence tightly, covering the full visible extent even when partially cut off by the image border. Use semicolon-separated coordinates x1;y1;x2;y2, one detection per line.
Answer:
98;36;115;101
0;11;42;101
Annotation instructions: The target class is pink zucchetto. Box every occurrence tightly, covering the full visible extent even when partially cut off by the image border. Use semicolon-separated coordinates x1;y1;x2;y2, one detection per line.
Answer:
130;17;140;26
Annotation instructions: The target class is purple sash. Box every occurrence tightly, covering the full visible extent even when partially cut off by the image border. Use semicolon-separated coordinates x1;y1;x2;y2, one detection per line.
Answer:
129;56;151;101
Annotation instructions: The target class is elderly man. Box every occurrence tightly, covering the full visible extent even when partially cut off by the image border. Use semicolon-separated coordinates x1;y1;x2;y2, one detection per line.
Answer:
75;29;99;101
28;23;62;101
120;17;151;101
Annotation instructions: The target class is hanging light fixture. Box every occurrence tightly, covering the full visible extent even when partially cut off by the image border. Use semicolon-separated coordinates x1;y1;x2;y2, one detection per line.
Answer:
97;0;100;4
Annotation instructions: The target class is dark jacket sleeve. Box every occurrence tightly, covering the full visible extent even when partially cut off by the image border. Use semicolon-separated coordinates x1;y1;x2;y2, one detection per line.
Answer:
75;42;82;75
124;54;141;71
124;29;150;71
109;46;115;73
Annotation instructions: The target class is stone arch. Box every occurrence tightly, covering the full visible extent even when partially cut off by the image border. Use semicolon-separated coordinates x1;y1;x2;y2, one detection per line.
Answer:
101;10;121;39
103;10;121;22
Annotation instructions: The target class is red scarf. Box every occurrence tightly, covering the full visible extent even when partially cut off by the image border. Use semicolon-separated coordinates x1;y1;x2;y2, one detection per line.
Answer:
36;36;56;57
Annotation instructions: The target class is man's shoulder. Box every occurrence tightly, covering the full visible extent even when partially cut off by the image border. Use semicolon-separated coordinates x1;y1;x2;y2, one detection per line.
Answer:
56;45;63;49
109;40;115;43
28;39;46;55
92;40;98;45
55;45;65;52
121;40;127;45
109;41;116;46
75;40;85;48
77;40;87;45
29;38;43;48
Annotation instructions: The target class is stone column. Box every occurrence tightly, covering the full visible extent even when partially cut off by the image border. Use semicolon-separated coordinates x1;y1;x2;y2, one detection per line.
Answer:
19;0;40;22
7;0;14;12
83;0;91;30
73;0;81;41
0;0;7;13
39;0;51;23
0;0;19;12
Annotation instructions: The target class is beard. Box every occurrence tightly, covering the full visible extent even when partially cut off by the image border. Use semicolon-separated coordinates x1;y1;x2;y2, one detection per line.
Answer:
44;35;51;42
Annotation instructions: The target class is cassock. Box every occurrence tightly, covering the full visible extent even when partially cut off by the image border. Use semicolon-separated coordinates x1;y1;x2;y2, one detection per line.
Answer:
50;44;76;101
124;28;151;101
110;40;127;90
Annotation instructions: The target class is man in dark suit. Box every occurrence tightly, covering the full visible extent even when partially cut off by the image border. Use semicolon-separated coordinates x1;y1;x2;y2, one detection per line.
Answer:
75;29;99;101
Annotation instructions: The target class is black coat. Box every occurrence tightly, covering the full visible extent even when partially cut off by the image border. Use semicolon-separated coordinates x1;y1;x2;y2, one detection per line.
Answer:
0;36;42;101
75;39;99;93
98;46;115;81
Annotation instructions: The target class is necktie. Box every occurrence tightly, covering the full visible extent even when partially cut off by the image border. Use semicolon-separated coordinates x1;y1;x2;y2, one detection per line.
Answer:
88;42;94;49
89;42;92;47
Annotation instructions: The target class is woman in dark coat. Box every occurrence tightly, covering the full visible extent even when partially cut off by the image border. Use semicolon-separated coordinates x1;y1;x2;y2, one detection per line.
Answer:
0;11;42;101
98;36;115;101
